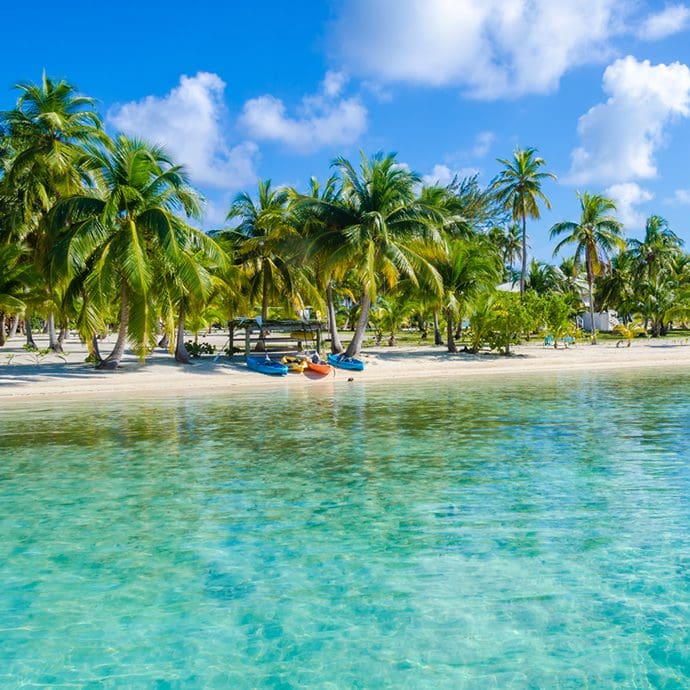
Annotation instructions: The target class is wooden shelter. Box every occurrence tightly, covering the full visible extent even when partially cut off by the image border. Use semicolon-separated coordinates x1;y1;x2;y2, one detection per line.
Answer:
227;318;325;357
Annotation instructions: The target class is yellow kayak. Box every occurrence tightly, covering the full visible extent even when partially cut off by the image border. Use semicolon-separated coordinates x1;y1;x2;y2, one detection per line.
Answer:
281;355;307;373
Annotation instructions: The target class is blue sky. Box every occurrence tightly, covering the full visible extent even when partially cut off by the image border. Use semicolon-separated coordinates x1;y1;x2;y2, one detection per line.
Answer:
3;0;690;260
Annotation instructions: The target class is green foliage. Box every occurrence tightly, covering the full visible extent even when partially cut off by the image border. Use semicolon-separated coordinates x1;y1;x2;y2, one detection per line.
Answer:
184;341;216;357
468;292;530;354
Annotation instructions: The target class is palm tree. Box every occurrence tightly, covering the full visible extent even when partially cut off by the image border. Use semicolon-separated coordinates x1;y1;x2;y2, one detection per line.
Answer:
2;73;106;351
0;244;33;346
628;215;683;282
292;176;347;353
525;259;565;295
221;180;318;349
50;135;223;368
434;238;501;352
304;152;445;356
550;192;624;344
491;147;555;297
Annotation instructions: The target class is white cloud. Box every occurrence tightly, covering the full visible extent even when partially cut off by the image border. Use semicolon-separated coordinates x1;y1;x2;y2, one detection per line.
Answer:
331;0;628;99
568;56;690;184
422;164;480;187
239;73;367;152
322;70;348;97
638;4;690;40
667;188;690;204
606;182;653;228
471;131;496;158
108;72;259;192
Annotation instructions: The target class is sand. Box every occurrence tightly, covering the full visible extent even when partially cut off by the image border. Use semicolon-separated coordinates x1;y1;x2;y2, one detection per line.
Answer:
1;330;690;402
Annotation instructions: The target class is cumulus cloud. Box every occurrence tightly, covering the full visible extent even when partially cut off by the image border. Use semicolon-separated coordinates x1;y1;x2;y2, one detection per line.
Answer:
330;0;629;99
239;72;367;152
667;188;690;204
606;182;653;228
638;3;690;40
108;72;258;192
568;56;690;185
422;164;480;187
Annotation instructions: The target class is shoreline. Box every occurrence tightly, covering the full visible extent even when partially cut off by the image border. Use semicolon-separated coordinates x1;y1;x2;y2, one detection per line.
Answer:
2;334;690;403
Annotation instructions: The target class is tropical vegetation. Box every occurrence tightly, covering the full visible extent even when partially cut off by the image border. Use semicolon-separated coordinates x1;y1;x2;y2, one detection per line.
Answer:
2;74;690;369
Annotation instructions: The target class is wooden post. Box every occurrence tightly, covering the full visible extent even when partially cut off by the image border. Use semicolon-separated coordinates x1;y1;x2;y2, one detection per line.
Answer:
228;322;235;358
245;325;251;357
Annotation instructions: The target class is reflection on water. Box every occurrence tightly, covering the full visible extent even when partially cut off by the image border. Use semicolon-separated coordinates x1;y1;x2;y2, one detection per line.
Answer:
1;369;690;688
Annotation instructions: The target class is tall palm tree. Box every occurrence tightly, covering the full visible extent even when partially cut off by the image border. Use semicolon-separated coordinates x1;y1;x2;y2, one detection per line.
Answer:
550;192;624;344
304;152;445;356
50;135;223;368
491;147;555;297
2;73;106;351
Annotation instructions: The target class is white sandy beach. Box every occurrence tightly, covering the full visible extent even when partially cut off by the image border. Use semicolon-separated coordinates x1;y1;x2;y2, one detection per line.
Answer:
2;331;690;402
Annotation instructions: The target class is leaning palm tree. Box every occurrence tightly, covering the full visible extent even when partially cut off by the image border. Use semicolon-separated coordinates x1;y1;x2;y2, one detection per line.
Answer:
302;152;445;356
50;135;224;368
491;147;555;297
550;192;624;344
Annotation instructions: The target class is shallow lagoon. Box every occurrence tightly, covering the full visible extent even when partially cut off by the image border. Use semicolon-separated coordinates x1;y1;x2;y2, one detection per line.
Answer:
1;369;690;688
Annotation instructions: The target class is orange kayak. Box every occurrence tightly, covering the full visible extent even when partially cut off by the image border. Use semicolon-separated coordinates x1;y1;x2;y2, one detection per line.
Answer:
307;360;331;375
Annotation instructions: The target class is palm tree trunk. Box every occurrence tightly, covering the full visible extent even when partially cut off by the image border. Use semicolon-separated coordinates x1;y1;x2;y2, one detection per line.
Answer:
433;311;444;345
344;292;371;357
25;310;36;350
0;312;6;347
58;323;67;350
587;250;597;345
326;282;343;353
446;309;457;353
520;211;527;298
175;302;191;364
8;314;19;339
158;333;169;349
47;312;63;352
99;286;129;369
257;266;269;351
91;335;103;364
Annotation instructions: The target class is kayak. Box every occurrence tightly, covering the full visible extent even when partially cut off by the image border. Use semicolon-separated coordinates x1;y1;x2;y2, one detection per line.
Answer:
247;357;288;376
281;355;307;373
306;359;332;375
327;353;365;371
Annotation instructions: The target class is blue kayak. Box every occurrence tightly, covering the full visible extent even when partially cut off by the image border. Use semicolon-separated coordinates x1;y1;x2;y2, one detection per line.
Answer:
327;353;365;371
247;357;288;376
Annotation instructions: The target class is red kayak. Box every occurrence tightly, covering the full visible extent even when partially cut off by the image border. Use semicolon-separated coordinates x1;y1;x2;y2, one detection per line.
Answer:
306;359;331;375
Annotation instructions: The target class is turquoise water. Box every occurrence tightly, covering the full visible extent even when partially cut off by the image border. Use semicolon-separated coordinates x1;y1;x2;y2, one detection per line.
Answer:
1;369;690;688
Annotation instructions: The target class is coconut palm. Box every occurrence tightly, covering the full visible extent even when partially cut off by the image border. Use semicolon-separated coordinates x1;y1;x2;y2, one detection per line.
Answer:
628;215;683;282
291;176;347;353
550;192;624;344
434;238;502;352
491;147;555;296
50;135;224;368
2;74;106;351
304;152;445;356
0;244;33;346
